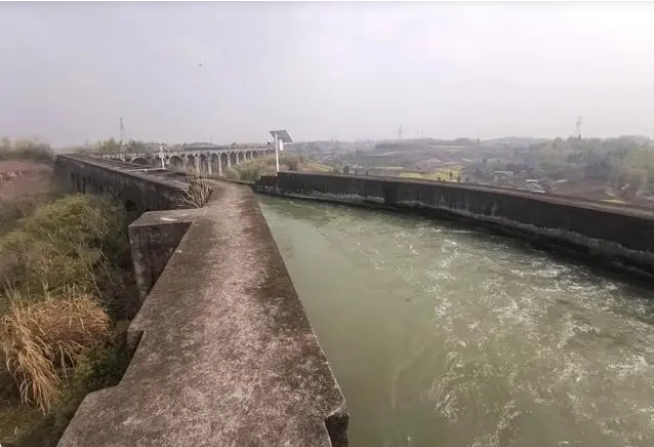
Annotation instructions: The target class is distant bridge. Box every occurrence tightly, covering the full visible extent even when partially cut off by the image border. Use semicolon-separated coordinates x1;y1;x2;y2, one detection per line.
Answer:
97;145;275;175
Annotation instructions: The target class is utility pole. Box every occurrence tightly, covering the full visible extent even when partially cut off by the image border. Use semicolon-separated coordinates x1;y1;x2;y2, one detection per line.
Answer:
159;143;166;169
575;116;582;139
119;118;125;150
274;134;280;173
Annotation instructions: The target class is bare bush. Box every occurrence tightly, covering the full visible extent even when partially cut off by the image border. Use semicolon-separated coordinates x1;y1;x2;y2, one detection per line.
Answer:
182;167;212;208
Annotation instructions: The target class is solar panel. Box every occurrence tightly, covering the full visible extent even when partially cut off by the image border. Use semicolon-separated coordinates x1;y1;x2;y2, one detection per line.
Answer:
269;129;293;143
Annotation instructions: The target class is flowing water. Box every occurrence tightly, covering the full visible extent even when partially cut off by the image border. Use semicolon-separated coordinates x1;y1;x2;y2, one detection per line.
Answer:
258;195;654;447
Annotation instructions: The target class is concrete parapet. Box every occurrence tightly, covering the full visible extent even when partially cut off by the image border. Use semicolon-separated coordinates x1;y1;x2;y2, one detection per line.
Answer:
256;171;654;279
54;157;349;447
54;155;191;214
128;209;199;304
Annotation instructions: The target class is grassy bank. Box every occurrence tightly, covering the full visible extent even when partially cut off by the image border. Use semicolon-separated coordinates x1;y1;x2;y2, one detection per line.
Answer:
398;164;464;182
0;191;136;446
0;139;55;236
222;154;332;183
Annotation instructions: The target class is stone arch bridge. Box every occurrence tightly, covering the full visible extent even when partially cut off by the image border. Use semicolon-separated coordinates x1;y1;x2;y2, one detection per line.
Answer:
98;145;274;176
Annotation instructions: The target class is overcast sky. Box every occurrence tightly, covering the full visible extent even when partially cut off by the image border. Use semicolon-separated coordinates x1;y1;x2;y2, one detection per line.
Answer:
2;2;654;147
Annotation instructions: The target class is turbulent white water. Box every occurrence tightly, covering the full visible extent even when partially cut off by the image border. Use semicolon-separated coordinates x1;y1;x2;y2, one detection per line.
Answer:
258;195;654;447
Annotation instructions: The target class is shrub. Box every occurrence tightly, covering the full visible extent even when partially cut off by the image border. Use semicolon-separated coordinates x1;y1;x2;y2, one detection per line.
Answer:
182;168;212;208
224;167;240;181
0;201;38;236
0;195;129;296
0;185;136;444
21;195;121;250
279;154;299;171
0;139;54;165
235;165;262;183
0;288;111;411
1;234;99;294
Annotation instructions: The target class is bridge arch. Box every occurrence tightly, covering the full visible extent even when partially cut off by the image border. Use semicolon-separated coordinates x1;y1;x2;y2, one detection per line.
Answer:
125;199;138;212
187;154;197;170
132;157;149;166
199;154;210;174
221;153;229;171
210;153;220;173
229;152;237;166
124;199;141;223
169;155;184;168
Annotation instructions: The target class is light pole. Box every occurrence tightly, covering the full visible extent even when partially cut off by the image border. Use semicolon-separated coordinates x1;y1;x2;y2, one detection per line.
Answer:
269;129;293;173
274;134;280;173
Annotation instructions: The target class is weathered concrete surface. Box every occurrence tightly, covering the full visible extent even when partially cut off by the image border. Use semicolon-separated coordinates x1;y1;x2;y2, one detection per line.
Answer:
54;155;191;214
55;157;349;447
129;209;199;304
255;171;654;279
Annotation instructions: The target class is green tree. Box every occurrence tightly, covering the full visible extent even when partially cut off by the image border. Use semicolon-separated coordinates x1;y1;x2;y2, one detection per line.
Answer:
125;140;147;153
1;136;11;152
96;138;122;153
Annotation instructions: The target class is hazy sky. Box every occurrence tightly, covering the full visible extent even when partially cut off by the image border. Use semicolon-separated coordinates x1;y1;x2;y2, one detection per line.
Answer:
2;1;654;147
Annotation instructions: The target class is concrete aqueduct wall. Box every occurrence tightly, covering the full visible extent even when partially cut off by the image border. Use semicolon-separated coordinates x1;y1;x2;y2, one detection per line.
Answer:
53;155;349;447
54;155;189;214
256;172;654;279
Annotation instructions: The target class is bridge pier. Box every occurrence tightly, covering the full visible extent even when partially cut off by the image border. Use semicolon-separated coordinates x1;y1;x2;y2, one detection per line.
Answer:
95;146;274;176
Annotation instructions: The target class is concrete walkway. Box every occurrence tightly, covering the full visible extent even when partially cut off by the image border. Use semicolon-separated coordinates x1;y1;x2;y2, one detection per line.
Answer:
58;180;348;447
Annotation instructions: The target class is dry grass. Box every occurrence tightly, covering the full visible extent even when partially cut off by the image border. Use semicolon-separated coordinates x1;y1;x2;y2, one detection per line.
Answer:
182;167;212;208
0;187;135;444
0;289;110;411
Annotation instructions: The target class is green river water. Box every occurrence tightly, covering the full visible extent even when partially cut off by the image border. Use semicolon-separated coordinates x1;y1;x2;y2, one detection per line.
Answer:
258;195;654;447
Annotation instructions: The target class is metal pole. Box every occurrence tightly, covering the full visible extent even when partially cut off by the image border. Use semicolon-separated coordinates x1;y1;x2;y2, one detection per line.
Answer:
275;135;280;173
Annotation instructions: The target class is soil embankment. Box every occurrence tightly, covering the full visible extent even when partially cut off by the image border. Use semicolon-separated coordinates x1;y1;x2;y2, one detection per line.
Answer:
0;161;51;203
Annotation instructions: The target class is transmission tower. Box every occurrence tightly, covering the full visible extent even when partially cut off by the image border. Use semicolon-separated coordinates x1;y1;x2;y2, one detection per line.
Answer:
575;116;582;139
398;125;403;140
